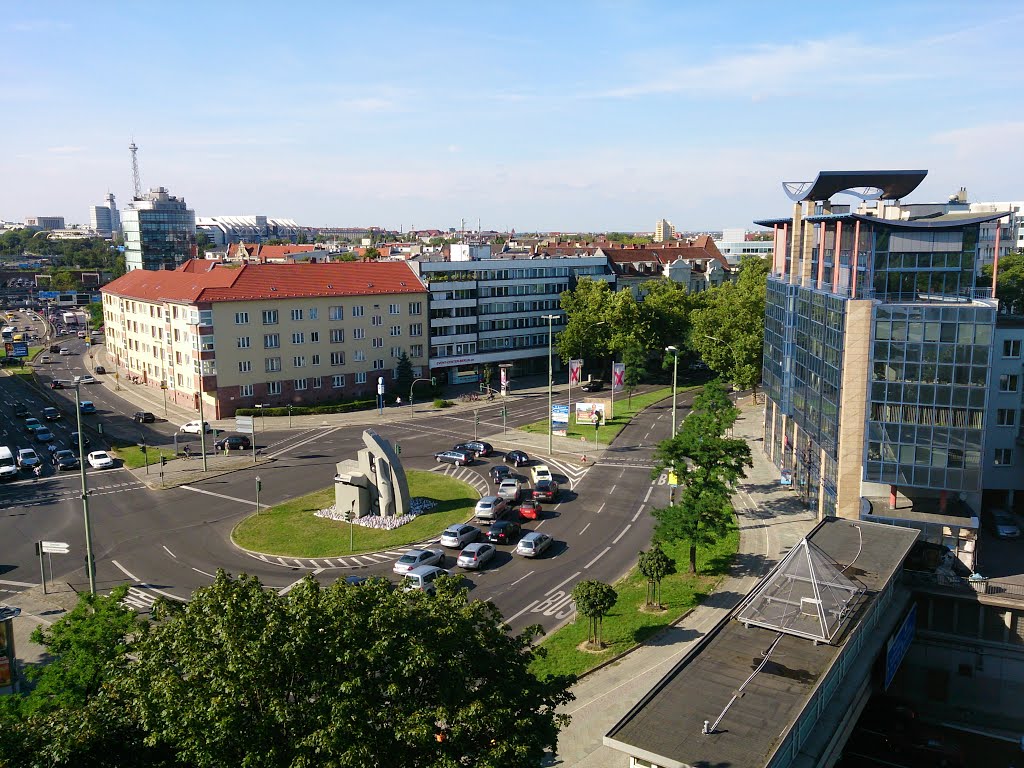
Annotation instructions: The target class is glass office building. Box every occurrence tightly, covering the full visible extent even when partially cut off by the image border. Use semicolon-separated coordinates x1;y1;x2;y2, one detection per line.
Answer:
123;187;196;271
758;171;1009;564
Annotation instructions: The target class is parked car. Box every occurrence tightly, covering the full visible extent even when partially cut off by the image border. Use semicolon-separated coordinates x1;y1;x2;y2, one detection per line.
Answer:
516;531;553;558
180;420;212;434
392;548;445;574
985;508;1021;539
497;478;522;503
453;440;492;458
52;449;80;470
94;365;106;374
505;450;530;467
532;479;560;502
215;435;252;451
581;380;605;392
518;499;542;520
70;432;90;450
474;496;509;522
440;524;481;548
433;450;471;466
87;451;115;469
530;464;552;483
487;520;522;545
34;428;56;443
79;401;97;414
456;542;496;570
16;448;41;469
13;404;29;418
489;464;513;483
401;565;449;595
23;418;42;433
133;411;156;423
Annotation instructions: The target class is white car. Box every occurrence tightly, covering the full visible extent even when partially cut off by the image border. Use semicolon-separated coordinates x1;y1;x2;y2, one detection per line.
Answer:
392;548;445;575
74;375;97;385
58;348;72;356
531;465;553;484
87;451;115;469
180;420;211;434
17;448;41;469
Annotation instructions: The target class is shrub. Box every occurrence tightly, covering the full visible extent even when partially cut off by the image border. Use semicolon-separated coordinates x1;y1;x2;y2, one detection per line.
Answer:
433;398;454;409
235;398;376;418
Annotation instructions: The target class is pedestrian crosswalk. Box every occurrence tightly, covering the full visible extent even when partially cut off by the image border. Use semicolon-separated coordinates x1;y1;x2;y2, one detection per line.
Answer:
120;586;160;613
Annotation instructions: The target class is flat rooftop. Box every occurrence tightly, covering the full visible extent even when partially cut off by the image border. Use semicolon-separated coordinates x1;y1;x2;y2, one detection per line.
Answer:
605;518;918;768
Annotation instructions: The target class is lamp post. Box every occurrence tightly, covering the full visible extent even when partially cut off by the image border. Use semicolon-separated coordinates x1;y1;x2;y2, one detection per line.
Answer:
255;476;261;515
665;345;680;438
197;389;208;472
72;383;96;595
542;314;559;455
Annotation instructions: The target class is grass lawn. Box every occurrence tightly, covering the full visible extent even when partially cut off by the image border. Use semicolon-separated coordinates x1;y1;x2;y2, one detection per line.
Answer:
232;470;478;557
529;521;739;679
519;386;699;445
113;444;177;469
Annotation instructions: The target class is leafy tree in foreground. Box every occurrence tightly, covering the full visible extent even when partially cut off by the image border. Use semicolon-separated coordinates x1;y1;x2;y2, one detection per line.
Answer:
572;580;617;648
637;542;676;608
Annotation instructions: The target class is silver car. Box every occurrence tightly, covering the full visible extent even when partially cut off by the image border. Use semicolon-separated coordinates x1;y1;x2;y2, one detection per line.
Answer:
456;542;496;570
474;496;509;522
516;531;553;558
497;478;522;503
440;524;481;548
392;548;445;574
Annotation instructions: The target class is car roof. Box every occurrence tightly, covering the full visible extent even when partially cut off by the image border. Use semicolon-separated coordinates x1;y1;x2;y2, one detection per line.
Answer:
407;565;445;576
462;542;490;551
521;531;548;541
478;495;499;503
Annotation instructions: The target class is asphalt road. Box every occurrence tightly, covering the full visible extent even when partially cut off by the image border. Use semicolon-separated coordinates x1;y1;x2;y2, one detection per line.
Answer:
2;336;696;633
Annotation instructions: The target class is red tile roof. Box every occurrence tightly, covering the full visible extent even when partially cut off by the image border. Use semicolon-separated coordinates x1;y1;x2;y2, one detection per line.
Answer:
102;261;425;304
600;245;730;271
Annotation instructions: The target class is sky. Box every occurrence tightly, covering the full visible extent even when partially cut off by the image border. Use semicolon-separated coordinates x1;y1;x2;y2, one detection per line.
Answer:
2;1;1023;232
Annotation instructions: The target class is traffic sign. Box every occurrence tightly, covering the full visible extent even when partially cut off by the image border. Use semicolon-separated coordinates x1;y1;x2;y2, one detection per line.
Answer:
40;541;70;554
235;415;255;434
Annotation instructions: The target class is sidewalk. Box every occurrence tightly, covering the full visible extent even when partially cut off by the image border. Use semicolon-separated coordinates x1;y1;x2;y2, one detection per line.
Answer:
552;404;818;767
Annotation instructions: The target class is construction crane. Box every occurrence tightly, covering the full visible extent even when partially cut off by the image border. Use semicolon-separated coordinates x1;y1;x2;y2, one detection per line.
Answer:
129;141;142;200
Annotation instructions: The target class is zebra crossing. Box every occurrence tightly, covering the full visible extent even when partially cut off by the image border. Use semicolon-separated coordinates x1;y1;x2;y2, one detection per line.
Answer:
119;586;165;613
0;480;146;509
242;547;419;571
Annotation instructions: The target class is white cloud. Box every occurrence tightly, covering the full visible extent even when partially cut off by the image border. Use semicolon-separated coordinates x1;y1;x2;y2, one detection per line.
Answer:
47;146;85;154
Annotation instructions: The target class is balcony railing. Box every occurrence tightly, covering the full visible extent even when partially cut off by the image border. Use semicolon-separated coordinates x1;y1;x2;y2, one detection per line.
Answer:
904;570;1024;601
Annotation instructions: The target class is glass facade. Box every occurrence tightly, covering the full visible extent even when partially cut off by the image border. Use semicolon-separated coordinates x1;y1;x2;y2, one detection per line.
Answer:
123;189;196;271
870;227;978;300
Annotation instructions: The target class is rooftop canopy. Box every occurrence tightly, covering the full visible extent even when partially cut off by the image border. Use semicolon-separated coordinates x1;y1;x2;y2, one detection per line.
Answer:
783;170;928;203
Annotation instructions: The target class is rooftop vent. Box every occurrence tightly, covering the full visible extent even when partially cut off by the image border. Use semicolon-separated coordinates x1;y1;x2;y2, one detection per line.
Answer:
327;284;333;289
270;287;277;292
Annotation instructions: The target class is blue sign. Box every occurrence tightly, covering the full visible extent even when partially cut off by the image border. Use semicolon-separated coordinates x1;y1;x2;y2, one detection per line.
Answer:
11;342;28;358
551;404;570;423
884;603;916;689
38;291;60;299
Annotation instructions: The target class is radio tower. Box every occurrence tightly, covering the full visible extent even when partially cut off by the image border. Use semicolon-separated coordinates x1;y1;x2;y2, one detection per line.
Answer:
129;140;143;200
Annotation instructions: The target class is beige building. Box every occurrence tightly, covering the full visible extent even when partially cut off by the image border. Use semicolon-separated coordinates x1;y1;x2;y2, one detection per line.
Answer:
101;260;428;418
653;218;676;243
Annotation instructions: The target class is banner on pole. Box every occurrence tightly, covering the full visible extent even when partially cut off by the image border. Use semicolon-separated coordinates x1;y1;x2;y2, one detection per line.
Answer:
568;359;582;386
552;404;569;436
612;362;625;392
575;402;605;425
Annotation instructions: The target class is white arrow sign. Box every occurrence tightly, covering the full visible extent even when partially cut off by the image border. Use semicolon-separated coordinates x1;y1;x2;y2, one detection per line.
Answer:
40;541;70;554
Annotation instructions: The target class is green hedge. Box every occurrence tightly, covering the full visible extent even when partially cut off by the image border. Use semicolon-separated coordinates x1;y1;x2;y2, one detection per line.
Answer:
236;398;377;417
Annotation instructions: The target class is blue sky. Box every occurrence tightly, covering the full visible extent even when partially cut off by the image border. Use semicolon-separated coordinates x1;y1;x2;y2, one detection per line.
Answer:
2;1;1022;231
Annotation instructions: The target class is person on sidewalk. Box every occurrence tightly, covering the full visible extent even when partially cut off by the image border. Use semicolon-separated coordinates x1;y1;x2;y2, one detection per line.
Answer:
183;445;191;461
396;396;402;407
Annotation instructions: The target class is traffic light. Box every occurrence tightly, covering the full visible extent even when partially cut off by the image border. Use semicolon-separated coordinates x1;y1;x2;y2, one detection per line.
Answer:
160;456;167;467
395;442;401;455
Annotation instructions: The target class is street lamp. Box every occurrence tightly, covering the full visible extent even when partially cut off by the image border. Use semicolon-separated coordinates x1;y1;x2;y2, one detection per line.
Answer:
542;314;560;455
255;476;261;515
665;346;680;438
196;389;208;472
68;381;97;595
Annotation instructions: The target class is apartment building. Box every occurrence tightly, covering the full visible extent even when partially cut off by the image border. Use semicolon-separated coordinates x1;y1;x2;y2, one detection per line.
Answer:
101;260;428;418
758;169;1012;569
123;187;196;272
985;317;1024;513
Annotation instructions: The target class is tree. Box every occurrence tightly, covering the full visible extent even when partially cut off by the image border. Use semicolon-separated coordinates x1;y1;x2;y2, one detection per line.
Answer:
296;230;308;244
49;268;78;291
621;338;646;406
482;362;495;393
395;351;414;398
571;580;617;648
637;542;676;608
363;246;382;260
651;483;734;574
557;277;615;365
981;251;1024;314
195;232;211;258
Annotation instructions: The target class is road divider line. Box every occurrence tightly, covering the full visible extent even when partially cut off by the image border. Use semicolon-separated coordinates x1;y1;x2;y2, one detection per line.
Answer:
509;570;534;587
278;579;303;596
180;485;257;506
505;599;539;625
596;502;605;515
544;571;581;597
584;547;611;569
0;578;37;588
268;426;343;459
580;522;591;535
644;486;654;502
612;524;631;544
162;545;176;558
632;506;644;522
308;559;321;569
609;484;616;494
110;560;186;603
313;568;324;575
191;567;216;578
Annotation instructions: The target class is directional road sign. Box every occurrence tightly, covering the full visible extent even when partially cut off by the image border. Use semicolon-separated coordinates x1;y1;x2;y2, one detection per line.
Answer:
235;415;255;434
40;541;70;554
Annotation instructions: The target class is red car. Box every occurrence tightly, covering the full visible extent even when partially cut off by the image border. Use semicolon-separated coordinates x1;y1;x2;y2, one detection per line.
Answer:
518;499;542;520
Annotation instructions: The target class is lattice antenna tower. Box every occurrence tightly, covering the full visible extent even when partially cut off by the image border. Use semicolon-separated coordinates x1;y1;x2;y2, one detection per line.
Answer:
129;140;143;200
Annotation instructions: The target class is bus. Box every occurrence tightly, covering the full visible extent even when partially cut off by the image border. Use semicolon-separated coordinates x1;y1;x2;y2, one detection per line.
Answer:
0;327;13;343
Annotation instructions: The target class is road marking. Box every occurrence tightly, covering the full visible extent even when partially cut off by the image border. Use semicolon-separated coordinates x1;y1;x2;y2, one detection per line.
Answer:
545;571;581;596
612;524;631;544
162;545;176;558
191;567;216;578
0;578;36;588
276;557;288;567
180;485;257;506
584;547;611;569
268;426;342;459
308;559;321;569
510;570;534;587
110;560;186;603
313;568;324;575
278;579;304;596
609;484;616;494
644;486;653;502
596;502;605;515
632;506;644;522
349;556;364;566
580;522;591;535
505;599;539;624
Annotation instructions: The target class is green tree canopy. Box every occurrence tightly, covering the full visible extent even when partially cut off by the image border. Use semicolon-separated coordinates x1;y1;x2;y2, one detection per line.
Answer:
395;351;414;398
363;246;382;260
571;580;618;648
637;542;676;608
981;251;1024;314
651;483;735;574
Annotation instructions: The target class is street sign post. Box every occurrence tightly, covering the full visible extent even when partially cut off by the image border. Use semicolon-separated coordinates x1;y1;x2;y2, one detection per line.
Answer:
36;541;69;594
236;415;256;463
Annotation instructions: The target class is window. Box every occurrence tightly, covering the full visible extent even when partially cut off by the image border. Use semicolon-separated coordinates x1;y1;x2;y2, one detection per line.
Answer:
330;328;345;343
353;328;365;340
390;325;401;336
268;381;282;395
997;409;1017;427
294;378;308;391
312;376;322;389
389;303;400;315
371;315;383;326
238;360;252;373
999;374;1020;392
332;374;345;388
196;335;215;352
264;333;280;349
291;308;303;321
329;306;344;321
330;351;345;366
410;344;423;358
309;331;319;343
265;357;281;372
352;305;364;317
353;350;366;362
408;301;422;315
240;383;253;397
237;336;251;349
293;356;306;368
1004;339;1022;358
355;372;367;384
372;359;385;370
235;311;249;324
994;448;1014;466
308;308;318;320
311;354;320;366
371;337;382;348
291;332;305;344
409;322;423;337
390;346;402;358
262;309;278;325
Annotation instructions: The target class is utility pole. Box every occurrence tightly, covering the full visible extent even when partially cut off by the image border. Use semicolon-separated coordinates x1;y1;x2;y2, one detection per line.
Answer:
73;385;96;595
543;314;559;455
198;390;208;472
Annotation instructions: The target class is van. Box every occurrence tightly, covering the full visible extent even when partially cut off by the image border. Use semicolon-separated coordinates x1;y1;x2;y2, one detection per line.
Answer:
401;565;448;594
0;446;17;481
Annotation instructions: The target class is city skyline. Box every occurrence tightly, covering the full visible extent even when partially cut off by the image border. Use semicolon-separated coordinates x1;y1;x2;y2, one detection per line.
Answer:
2;1;1023;231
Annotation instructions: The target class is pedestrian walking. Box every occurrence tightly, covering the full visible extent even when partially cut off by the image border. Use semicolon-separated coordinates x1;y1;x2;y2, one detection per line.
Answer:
396;396;402;407
183;445;192;461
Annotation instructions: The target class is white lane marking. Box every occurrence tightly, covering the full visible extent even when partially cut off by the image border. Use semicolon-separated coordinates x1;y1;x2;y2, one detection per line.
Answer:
192;567;216;578
596;502;605;515
609;484;617;494
644;486;653;502
632;506;644;522
545;571;581;597
267;426;342;459
349;556;364;566
308;559;321;569
612;525;631;544
278;578;304;596
510;570;534;587
276;557;288;566
0;578;37;588
580;522;591;535
162;545;176;558
291;559;304;567
320;559;335;568
110;560;186;603
584;547;611;569
180;485;257;506
505;599;539;625
313;568;324;575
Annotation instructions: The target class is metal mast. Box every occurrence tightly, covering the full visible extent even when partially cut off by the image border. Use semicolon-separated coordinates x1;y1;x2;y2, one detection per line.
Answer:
129;141;142;199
